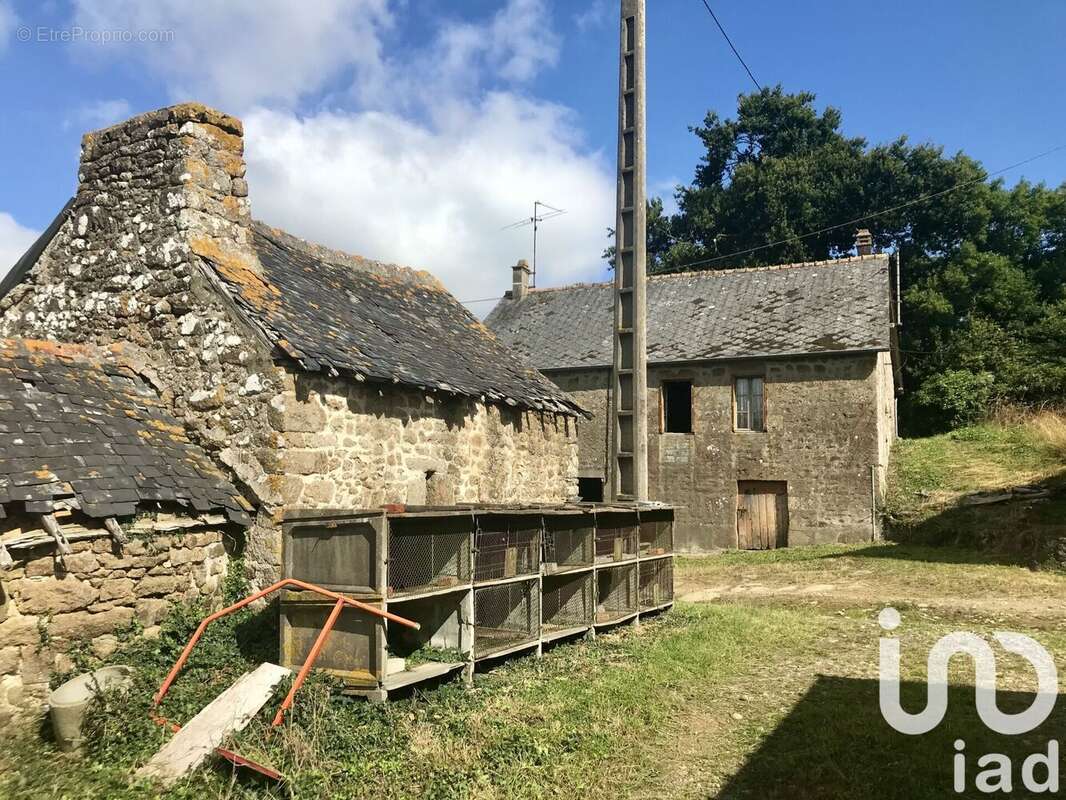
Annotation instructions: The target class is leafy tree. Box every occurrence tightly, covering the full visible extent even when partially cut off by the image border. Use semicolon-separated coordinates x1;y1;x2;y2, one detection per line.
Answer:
633;86;1066;431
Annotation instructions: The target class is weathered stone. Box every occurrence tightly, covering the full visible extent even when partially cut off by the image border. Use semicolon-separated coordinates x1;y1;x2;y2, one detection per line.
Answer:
98;578;136;603
188;385;225;410
60;550;99;574
0;647;20;675
90;635;120;660
268;394;326;433
24;556;56;578
0;615;40;648
135;575;182;597
16;576;99;615
135;599;170;626
48;607;134;640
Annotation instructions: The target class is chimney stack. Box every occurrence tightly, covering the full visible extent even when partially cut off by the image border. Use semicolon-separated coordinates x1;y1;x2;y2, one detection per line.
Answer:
855;228;874;256
511;259;531;300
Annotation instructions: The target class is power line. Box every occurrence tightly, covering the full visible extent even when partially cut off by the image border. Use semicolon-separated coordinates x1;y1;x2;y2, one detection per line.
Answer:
460;297;501;305
698;0;761;91
666;141;1066;273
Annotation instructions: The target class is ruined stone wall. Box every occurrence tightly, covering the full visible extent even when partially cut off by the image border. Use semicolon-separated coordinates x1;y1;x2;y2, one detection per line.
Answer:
0;105;580;588
545;353;891;551
0;518;229;723
549;368;611;478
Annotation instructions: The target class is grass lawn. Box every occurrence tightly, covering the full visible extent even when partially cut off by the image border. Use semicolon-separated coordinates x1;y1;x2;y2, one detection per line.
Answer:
5;544;1066;799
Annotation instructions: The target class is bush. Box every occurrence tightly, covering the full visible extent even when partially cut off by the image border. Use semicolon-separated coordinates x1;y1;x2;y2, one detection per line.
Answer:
913;369;996;430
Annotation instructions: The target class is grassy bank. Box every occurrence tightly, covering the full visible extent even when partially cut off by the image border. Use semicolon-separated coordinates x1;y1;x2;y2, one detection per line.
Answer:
884;412;1066;557
0;602;814;800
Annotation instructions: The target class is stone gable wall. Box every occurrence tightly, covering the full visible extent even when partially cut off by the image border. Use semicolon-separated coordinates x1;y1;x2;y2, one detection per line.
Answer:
0;104;580;589
549;352;896;551
0;519;228;723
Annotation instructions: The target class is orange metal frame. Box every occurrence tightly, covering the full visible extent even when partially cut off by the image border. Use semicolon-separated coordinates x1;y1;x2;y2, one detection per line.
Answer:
152;578;419;727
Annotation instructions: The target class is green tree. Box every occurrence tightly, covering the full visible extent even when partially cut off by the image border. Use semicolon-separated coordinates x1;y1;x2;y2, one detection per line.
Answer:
641;86;1066;431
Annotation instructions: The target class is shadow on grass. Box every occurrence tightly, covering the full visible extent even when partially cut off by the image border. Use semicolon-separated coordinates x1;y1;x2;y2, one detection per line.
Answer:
719;676;1064;800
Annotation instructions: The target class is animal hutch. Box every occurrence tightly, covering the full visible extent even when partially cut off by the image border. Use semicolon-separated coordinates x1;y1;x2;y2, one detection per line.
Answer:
280;503;674;701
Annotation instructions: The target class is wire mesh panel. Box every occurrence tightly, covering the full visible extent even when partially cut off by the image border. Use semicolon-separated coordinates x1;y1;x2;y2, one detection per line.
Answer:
387;516;472;597
542;514;594;573
638;509;673;556
594;510;639;563
639;558;674;609
474;514;541;582
474;579;540;656
542;572;593;632
596;564;638;623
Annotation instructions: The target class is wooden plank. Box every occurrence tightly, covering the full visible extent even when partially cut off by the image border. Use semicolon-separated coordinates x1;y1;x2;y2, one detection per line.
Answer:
737;494;753;549
138;663;291;787
775;492;789;548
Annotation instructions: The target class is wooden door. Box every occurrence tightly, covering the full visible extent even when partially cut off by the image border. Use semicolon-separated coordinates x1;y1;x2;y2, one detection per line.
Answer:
737;481;788;549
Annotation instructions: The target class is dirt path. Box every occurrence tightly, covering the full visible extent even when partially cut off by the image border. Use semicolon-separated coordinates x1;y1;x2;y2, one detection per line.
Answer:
676;543;1066;629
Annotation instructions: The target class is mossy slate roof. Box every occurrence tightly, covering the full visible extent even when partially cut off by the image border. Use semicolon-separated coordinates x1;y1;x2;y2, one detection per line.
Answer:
0;339;252;524
485;255;893;371
206;223;583;417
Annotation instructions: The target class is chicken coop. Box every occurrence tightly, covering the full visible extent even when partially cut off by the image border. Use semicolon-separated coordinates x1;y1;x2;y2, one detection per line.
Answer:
279;503;674;701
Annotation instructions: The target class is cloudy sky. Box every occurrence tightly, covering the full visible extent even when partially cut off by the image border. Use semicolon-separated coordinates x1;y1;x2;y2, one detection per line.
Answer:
1;1;1064;310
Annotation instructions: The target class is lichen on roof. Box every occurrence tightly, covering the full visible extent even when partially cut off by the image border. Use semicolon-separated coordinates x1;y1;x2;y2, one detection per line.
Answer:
485;254;893;370
0;338;251;524
203;222;585;417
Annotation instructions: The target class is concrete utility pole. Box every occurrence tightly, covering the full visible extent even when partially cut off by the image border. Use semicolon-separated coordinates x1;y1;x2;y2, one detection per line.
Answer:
608;0;648;501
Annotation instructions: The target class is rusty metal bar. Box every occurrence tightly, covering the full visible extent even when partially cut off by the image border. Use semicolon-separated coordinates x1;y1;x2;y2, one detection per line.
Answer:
271;597;345;727
152;577;419;709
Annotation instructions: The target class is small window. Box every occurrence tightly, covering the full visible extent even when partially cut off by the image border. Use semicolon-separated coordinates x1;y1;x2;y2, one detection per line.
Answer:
735;377;765;432
578;477;604;503
662;381;693;434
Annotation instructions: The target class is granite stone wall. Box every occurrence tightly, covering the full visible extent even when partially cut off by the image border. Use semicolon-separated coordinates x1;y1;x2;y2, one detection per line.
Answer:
549;353;896;551
0;518;229;723
0;104;580;589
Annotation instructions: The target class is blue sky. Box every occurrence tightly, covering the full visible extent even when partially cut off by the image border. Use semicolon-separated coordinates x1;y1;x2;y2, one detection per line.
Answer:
1;0;1064;304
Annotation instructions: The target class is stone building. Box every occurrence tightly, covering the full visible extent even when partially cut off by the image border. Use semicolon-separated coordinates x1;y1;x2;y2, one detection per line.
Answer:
0;103;584;590
486;250;900;551
0;338;248;720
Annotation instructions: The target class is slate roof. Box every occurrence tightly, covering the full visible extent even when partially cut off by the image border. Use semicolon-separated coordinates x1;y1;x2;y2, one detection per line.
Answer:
204;223;583;416
0;339;252;524
485;255;893;370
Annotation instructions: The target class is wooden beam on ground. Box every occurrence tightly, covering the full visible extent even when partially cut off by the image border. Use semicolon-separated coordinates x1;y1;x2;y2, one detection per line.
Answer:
137;663;291;787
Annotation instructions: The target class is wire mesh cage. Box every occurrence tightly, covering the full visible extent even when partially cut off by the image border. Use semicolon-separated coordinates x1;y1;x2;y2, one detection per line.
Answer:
638;509;673;556
596;563;638;623
474;514;541;582
542;513;594;574
542;571;593;633
594;511;640;563
474;579;540;656
639;558;674;610
387;516;472;597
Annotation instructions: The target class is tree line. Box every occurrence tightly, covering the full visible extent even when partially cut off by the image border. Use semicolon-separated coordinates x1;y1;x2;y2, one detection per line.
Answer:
622;87;1066;433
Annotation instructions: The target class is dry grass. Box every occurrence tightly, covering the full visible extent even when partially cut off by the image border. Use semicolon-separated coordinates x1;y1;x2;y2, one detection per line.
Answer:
1028;410;1066;461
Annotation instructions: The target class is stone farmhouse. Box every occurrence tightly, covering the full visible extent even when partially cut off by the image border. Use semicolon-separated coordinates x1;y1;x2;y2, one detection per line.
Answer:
486;246;901;552
0;101;584;599
0;337;250;722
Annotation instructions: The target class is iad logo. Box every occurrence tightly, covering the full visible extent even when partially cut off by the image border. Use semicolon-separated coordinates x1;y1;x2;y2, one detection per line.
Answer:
878;607;1060;793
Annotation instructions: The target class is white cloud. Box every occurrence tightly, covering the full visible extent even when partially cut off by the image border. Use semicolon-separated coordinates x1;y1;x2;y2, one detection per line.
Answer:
0;1;17;52
66;0;615;305
65;98;132;131
574;0;612;32
0;212;41;280
244;95;613;305
71;0;392;109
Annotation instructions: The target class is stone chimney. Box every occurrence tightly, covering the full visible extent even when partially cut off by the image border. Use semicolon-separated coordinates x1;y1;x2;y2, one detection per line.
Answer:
72;103;261;299
854;228;874;256
511;259;532;300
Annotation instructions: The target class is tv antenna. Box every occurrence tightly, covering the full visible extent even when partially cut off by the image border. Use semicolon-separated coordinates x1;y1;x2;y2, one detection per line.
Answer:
501;200;566;287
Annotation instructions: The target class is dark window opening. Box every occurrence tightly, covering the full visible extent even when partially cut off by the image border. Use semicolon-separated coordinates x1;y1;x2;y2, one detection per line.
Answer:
578;477;604;503
662;381;693;434
735;377;765;431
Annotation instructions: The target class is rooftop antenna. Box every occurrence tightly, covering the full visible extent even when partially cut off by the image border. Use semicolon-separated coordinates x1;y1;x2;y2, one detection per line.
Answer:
501;200;566;287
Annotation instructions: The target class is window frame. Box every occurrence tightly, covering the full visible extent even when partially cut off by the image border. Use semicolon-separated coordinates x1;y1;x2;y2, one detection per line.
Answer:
733;375;766;433
659;379;694;435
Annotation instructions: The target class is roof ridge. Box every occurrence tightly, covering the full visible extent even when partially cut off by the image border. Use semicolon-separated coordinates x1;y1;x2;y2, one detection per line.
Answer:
520;253;890;297
252;220;447;293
